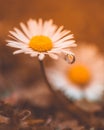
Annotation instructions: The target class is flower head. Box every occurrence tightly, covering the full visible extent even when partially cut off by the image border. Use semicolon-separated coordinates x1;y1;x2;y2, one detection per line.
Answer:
47;44;104;101
6;19;76;60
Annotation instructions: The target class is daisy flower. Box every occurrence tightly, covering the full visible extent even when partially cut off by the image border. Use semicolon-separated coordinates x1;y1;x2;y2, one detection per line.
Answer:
6;19;76;60
47;44;104;101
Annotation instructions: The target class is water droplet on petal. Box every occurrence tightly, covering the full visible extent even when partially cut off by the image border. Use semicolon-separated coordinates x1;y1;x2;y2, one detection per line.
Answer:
65;54;75;64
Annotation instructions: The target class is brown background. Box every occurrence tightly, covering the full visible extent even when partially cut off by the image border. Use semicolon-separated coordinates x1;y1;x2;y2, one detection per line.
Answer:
0;0;104;90
0;0;104;47
0;2;104;129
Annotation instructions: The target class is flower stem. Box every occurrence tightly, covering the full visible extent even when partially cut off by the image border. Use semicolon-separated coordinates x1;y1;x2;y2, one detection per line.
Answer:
39;60;72;108
39;60;57;97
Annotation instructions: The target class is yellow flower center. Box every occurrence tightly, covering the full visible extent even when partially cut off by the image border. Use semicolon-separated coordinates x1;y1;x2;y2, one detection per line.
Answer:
67;64;91;87
29;36;53;52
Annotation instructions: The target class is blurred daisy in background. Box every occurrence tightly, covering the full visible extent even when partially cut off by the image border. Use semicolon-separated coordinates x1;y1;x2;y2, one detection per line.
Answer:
6;18;76;60
47;44;104;101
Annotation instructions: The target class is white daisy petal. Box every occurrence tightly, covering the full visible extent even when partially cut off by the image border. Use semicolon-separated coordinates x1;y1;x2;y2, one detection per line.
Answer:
7;43;21;49
30;53;38;57
52;30;71;42
13;27;30;42
48;49;61;53
59;43;77;49
61;50;74;55
38;53;45;60
85;83;104;101
64;87;84;100
54;40;76;48
8;34;18;41
37;18;43;35
9;31;29;43
51;26;64;41
7;42;27;49
27;19;38;36
20;22;32;38
48;53;59;60
54;34;74;45
43;21;57;37
13;50;24;54
60;30;71;38
6;40;27;45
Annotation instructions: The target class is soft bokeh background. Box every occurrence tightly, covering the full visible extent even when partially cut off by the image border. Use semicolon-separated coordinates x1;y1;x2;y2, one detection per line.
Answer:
0;0;104;47
0;0;104;105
